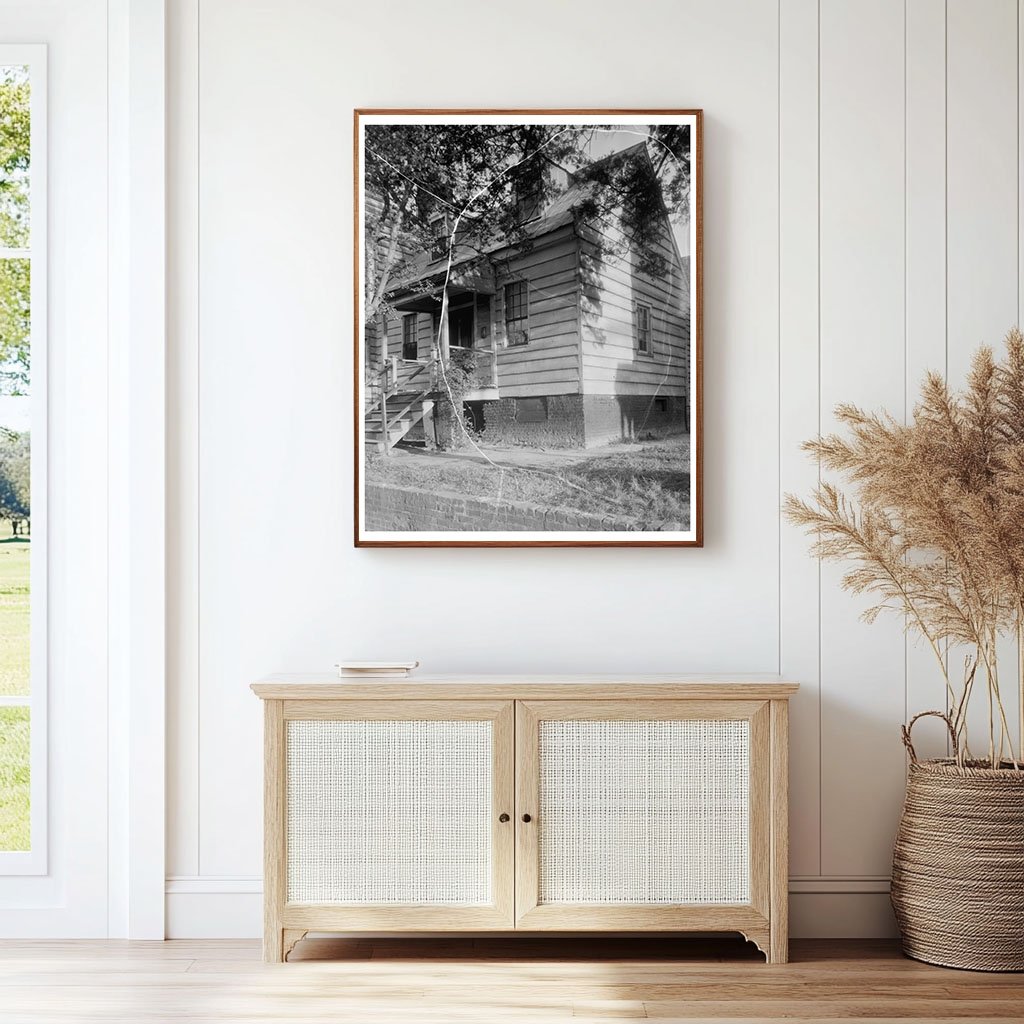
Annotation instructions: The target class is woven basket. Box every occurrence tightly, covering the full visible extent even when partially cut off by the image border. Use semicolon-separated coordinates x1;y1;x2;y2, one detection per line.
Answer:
891;712;1024;972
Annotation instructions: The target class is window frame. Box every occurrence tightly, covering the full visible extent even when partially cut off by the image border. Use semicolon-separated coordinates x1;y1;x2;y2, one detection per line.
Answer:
401;314;418;361
503;279;529;347
0;46;47;876
634;301;653;357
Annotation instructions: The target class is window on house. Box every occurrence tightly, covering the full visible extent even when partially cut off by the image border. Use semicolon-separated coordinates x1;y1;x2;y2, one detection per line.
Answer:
635;302;652;356
504;281;529;346
0;53;44;871
654;397;668;413
402;315;417;361
429;212;450;261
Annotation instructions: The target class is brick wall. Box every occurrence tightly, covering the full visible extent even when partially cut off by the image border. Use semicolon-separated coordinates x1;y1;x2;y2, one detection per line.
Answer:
365;481;683;532
480;395;586;447
465;393;688;449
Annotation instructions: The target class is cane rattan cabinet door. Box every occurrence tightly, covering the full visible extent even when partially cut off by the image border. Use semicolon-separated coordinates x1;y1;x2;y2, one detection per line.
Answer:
514;700;771;937
273;700;515;932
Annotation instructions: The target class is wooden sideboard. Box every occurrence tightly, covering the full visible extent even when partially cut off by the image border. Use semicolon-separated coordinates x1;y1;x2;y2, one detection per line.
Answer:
252;675;797;963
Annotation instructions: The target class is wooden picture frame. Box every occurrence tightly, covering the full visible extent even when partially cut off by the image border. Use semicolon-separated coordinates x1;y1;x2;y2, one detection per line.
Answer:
355;109;703;547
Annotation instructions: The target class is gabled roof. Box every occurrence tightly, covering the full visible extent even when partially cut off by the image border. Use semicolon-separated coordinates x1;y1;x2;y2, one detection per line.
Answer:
388;141;658;295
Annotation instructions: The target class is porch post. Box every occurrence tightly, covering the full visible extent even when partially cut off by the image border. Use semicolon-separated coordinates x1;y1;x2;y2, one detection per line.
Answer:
439;292;451;364
378;310;388;373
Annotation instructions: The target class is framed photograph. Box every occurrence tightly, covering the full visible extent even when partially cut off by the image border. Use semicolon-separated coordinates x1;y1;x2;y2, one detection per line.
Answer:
355;109;702;547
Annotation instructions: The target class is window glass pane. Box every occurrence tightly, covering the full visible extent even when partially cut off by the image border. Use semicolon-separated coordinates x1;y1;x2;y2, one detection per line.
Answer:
504;281;527;323
636;304;651;353
402;316;417;359
0;705;29;851
0;66;30;249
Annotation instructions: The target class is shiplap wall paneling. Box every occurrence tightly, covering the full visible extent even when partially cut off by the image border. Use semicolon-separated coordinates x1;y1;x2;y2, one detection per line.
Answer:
947;0;1021;763
167;0;201;880
779;0;821;879
818;0;908;876
186;0;783;885
163;0;1024;936
903;0;949;759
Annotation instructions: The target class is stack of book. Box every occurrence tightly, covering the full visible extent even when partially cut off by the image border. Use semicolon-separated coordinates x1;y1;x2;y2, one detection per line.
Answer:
335;661;420;679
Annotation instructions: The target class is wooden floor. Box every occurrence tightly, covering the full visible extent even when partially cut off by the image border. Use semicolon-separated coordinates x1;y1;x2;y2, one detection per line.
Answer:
0;936;1021;1023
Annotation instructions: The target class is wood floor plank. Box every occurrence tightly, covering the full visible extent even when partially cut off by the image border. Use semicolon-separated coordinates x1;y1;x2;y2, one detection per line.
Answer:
0;938;1017;1023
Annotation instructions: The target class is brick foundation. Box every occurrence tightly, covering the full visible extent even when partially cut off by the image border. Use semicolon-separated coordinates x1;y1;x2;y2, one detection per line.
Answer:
581;394;689;447
420;392;689;450
365;481;682;533
479;395;586;447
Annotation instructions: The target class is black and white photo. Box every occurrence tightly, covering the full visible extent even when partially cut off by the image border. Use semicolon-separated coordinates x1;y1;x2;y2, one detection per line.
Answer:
355;110;702;546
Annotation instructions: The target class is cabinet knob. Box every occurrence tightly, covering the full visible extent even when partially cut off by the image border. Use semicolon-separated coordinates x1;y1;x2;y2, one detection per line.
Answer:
521;813;532;823
498;813;510;823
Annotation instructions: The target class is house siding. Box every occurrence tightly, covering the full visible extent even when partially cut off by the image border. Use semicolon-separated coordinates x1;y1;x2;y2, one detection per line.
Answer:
578;216;690;403
493;225;580;397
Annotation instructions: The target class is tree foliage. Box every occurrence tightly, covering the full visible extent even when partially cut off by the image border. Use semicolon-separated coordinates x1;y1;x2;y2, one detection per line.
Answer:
0;258;29;393
0;66;30;248
0;66;30;396
0;430;29;523
363;124;690;326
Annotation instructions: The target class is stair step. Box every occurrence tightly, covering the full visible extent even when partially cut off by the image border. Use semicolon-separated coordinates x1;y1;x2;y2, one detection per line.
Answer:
372;396;430;410
366;416;414;434
364;394;432;450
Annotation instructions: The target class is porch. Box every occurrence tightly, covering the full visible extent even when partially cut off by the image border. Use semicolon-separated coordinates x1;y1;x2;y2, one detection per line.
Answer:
365;282;501;452
386;259;502;401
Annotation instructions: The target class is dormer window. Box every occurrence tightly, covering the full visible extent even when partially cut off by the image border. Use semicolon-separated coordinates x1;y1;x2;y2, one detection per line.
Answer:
514;188;540;225
429;211;450;260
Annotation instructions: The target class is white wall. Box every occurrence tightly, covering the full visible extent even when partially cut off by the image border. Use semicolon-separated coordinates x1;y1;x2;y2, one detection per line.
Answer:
165;0;1024;938
0;0;165;938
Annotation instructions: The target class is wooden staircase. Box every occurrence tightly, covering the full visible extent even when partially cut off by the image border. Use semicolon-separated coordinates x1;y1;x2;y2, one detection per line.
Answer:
364;359;437;453
364;388;434;452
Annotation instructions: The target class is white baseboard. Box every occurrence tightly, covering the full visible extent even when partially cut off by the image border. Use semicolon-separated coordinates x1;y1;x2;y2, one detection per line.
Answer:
165;877;898;940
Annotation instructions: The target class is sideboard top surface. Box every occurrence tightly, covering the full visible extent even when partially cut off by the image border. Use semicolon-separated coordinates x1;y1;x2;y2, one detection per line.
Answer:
251;673;799;701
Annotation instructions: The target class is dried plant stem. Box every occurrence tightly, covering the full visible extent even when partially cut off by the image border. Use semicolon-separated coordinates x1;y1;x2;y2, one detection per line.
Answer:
953;657;976;766
910;609;959;712
976;637;1020;769
785;329;1024;770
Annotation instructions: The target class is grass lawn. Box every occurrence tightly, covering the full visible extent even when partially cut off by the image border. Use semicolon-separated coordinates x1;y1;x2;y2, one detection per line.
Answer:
0;528;30;851
0;705;29;851
0;536;30;696
367;439;691;530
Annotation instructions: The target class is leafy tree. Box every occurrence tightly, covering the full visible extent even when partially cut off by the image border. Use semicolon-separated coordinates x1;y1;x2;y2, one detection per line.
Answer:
573;125;690;279
0;430;29;532
0;258;28;393
0;66;30;396
0;66;30;248
363;124;690;328
363;125;577;324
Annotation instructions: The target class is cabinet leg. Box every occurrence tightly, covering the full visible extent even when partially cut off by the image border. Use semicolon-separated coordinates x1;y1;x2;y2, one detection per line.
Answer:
264;924;284;964
741;927;771;963
264;926;308;963
282;928;308;961
768;927;789;965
